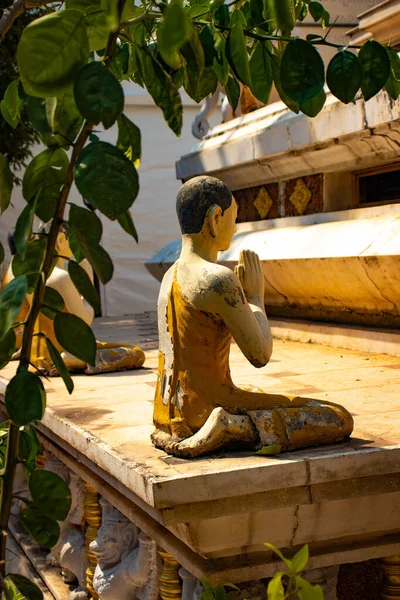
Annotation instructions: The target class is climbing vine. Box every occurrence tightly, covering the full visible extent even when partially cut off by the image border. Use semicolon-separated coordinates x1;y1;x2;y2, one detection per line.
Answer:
0;0;398;596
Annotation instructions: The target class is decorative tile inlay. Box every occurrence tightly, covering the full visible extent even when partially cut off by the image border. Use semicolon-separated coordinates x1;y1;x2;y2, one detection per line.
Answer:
289;178;312;214
254;186;273;219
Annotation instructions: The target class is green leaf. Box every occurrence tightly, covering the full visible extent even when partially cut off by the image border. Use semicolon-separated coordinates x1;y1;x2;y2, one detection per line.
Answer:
8;575;43;600
384;47;400;101
296;576;324;600
52;91;83;147
267;572;285;600
74;142;138;219
308;1;323;21
66;0;111;51
18;430;35;463
14;202;35;260
297;1;308;21
140;48;183;136
0;153;13;215
74;61;124;129
226;76;240;112
42;286;65;317
5;370;46;426
0;330;16;370
181;31;217;103
68;205;113;284
264;543;292;569
117;211;138;242
281;39;325;104
83;243;113;285
226;22;252;87
326;50;362;104
26;425;42;461
22;148;69;222
306;34;323;43
212;30;229;87
68;261;100;313
291;544;309;573
112;42;131;80
1;99;18;128
26;96;53;145
69;204;103;246
19;506;60;548
200;25;216;68
250;42;273;104
30;469;72;521
200;590;214;600
116;114;141;165
101;0;119;31
214;4;230;26
271;52;300;113
358;40;391;101
256;444;282;455
45;338;73;394
300;87;326;117
12;237;47;283
1;81;23;128
18;10;89;98
54;313;96;366
27;94;80;149
0;276;28;341
158;0;192;69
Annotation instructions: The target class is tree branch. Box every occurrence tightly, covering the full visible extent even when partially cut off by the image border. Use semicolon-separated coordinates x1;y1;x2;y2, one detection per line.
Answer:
119;11;159;31
0;0;55;40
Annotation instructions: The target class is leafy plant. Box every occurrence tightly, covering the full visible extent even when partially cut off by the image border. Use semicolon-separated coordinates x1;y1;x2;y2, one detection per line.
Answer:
200;578;239;600
0;0;397;596
266;543;323;600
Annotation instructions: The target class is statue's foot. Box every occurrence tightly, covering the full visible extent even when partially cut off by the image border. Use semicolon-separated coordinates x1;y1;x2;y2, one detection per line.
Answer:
248;399;354;452
151;407;258;458
85;346;145;374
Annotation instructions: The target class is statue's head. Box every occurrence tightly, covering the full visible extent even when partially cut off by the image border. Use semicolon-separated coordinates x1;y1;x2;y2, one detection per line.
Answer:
176;176;237;251
90;499;138;569
39;222;73;261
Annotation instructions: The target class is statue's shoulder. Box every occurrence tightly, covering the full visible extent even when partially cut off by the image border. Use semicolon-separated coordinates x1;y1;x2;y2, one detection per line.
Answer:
194;263;242;312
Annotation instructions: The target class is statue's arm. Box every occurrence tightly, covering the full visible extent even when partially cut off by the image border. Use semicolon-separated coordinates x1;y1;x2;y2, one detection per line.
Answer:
205;253;272;368
58;278;95;325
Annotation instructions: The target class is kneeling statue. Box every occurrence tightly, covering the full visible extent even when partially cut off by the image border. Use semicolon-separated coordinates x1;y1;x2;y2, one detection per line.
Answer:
30;226;145;374
151;176;353;458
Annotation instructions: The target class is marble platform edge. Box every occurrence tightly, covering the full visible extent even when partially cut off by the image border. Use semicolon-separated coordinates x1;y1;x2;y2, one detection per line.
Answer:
36;424;400;528
1;374;400;511
270;319;400;357
36;434;400;584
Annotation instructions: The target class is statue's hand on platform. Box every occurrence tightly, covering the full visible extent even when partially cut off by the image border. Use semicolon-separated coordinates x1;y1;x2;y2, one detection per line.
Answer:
234;250;264;303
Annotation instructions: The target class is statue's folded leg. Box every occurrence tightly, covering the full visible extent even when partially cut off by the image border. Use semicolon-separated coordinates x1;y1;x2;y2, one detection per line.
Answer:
85;345;145;375
152;399;353;458
47;345;146;376
248;399;354;451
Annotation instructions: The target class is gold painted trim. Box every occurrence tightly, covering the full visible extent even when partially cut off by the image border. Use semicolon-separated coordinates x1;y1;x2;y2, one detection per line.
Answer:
381;554;400;599
84;483;102;599
159;548;182;600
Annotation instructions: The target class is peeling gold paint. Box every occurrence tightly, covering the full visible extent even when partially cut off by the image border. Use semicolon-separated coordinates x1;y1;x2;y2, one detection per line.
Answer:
152;273;353;453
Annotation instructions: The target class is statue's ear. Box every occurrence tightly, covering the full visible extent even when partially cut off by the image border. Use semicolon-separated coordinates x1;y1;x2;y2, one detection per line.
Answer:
206;204;222;238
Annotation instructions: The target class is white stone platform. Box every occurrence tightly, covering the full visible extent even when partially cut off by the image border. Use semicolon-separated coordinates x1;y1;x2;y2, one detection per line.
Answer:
1;313;400;584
